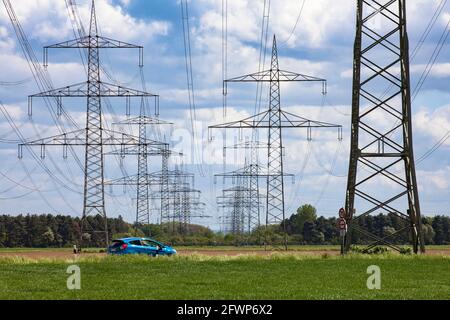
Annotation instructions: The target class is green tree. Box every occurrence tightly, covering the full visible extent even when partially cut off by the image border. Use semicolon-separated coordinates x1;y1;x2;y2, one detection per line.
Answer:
42;227;55;244
422;224;435;245
432;216;446;245
293;204;317;234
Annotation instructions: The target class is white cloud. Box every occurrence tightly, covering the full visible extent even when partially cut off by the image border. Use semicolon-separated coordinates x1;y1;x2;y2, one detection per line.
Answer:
119;0;131;6
415;104;450;143
411;63;450;78
0;0;170;43
418;167;450;193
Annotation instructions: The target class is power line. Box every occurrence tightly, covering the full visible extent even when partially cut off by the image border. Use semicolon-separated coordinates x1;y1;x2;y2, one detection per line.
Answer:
279;0;307;47
181;0;206;178
412;16;450;100
0;77;33;86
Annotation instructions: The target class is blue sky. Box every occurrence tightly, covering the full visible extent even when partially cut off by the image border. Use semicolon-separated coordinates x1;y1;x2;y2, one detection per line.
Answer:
0;0;450;230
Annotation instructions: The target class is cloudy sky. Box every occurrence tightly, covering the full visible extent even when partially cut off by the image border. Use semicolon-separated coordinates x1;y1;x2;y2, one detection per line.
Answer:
0;0;449;230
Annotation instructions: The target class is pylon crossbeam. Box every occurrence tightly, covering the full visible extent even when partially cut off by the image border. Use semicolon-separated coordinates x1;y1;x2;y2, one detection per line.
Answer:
29;82;157;98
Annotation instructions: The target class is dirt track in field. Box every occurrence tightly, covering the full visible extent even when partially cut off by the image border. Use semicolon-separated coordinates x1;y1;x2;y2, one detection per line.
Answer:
0;247;449;260
0;251;103;260
178;249;339;256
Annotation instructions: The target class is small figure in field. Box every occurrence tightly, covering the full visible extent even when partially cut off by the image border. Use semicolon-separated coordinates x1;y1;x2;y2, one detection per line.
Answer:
73;244;77;255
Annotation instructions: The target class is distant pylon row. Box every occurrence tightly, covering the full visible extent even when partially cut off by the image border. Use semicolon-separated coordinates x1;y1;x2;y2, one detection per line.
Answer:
18;0;207;246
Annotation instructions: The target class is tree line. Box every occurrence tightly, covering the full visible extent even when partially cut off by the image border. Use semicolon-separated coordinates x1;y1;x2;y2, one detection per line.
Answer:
0;205;449;248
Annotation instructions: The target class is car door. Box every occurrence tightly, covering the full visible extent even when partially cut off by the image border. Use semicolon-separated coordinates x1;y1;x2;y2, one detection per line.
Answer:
141;240;159;256
128;240;144;254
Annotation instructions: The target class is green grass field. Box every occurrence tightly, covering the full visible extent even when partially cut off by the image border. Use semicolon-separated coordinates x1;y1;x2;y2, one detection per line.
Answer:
0;254;449;300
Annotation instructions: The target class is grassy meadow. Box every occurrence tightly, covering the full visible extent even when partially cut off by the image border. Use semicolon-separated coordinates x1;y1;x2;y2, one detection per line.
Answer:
0;253;449;300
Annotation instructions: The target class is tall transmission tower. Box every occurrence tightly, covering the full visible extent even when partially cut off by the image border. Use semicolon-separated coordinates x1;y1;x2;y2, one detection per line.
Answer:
165;165;207;234
217;183;248;235
105;144;177;226
210;36;342;249
20;0;156;246
217;179;265;235
344;0;424;254
222;140;271;233
105;161;189;224
109;98;174;227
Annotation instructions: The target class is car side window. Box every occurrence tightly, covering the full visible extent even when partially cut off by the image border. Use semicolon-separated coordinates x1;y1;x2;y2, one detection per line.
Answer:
141;241;151;247
129;240;141;246
142;240;160;248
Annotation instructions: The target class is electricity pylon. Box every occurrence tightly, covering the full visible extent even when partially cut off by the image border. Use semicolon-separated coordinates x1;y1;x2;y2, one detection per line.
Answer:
149;169;207;234
145;165;196;224
217;183;248;235
222;140;271;234
21;0;156;247
105;147;183;226
210;35;342;249
217;182;265;235
344;0;424;254
108;98;174;227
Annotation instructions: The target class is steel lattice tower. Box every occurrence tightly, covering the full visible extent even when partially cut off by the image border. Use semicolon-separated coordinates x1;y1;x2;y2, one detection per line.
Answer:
222;141;270;233
143;165;208;232
22;0;156;246
210;36;342;249
344;0;424;254
136;101;150;225
266;40;284;231
217;180;264;235
110;99;173;227
160;150;171;224
84;0;103;224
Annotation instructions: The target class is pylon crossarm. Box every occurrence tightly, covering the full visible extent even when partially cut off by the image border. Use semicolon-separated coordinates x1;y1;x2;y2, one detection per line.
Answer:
210;109;342;132
104;175;139;186
280;110;342;129
168;188;201;194
166;213;210;219
150;194;201;200
148;169;194;178
44;36;144;67
107;171;194;187
224;140;268;150
113;116;173;126
105;174;162;186
45;35;143;49
209;110;267;130
105;145;179;157
30;82;158;98
28;82;158;116
19;129;152;146
214;165;295;178
219;192;265;198
221;186;252;192
224;69;326;83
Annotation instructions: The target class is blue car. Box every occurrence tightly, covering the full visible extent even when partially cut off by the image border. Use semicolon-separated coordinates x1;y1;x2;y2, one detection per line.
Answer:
107;237;177;257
